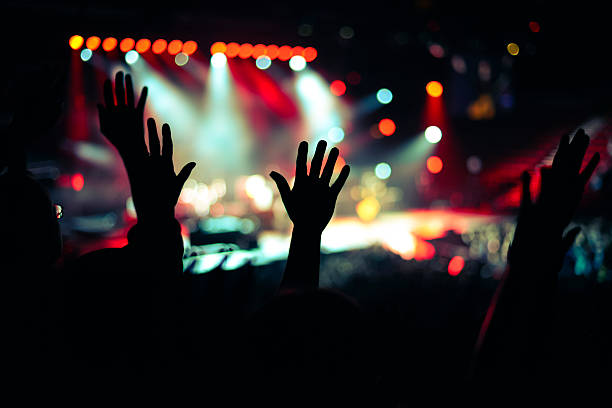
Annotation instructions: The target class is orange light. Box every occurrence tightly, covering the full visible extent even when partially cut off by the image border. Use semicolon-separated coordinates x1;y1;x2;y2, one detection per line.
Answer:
71;173;84;191
85;36;101;50
448;256;464;276
426;81;443;97
529;21;540;32
210;41;227;55
292;46;304;58
135;38;151;53
119;38;135;52
303;46;317;62
426;156;443;174
226;42;240;57
252;44;267;58
69;35;84;50
168;40;183;55
266;44;280;59
238;43;253;59
182;40;198;55
378;118;396;136
330;80;347;96
152;39;167;54
277;45;292;61
102;37;118;52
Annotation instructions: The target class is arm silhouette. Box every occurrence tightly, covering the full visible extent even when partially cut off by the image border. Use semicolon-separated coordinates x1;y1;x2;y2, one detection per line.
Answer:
270;140;350;292
473;128;599;378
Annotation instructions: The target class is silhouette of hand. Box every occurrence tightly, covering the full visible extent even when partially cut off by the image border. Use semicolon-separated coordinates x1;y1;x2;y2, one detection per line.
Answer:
270;140;350;233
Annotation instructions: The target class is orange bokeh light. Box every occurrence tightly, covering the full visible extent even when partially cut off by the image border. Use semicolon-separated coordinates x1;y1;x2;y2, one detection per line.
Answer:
102;37;118;52
252;44;267;58
448;256;465;276
152;39;167;54
330;80;347;96
238;43;253;59
135;39;151;53
292;46;304;58
210;42;227;55
266;44;280;59
426;81;443;97
69;35;84;50
226;42;240;57
168;40;183;55
277;45;293;61
71;173;84;191
378;118;396;136
85;36;101;50
303;47;317;62
182;40;198;55
426;156;443;174
119;38;135;52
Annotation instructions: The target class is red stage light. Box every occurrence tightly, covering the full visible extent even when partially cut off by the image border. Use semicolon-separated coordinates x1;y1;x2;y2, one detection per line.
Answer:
303;46;317;62
102;37;118;52
266;44;280;59
426;156;443;174
210;42;227;55
226;42;240;57
168;40;183;55
238;43;254;59
448;256;464;276
252;44;267;58
135;39;151;53
85;36;101;50
277;45;292;61
119;38;135;52
529;21;540;32
152;39;167;54
426;81;443;97
292;46;304;58
71;173;84;191
182;40;198;55
69;35;84;50
378;118;396;136
330;80;347;96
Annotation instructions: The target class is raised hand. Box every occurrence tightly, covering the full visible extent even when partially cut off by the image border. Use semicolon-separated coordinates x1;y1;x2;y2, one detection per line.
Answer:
270;140;350;233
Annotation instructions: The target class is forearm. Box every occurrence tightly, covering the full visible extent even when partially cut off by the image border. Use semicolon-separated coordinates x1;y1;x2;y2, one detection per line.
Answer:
280;226;322;292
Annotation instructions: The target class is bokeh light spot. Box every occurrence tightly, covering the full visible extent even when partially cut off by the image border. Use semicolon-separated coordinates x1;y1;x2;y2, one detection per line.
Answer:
119;38;135;53
182;40;198;55
80;48;92;61
211;52;227;68
375;162;392;179
85;36;101;50
125;50;139;64
226;42;240;57
330;80;346;96
289;55;306;71
448;256;465;276
168;40;183;55
424;125;442;143
175;52;189;66
135;38;151;53
102;37;118;52
376;88;393;104
255;55;272;70
69;35;84;50
426;81;443;97
152;39;167;54
328;127;345;143
507;42;519;56
426;156;443;174
378;118;396;136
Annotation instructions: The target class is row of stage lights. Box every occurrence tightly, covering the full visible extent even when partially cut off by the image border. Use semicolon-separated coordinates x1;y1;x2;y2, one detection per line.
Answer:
69;35;198;55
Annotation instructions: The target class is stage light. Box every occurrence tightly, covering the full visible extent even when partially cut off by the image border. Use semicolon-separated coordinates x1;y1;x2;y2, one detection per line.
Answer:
426;156;443;174
278;45;292;61
289;55;306;71
69;35;84;50
378;118;396;136
152;39;167;54
529;21;540;32
375;162;392;180
448;256;464;276
71;173;84;191
328;127;345;143
466;156;482;174
330;80;346;96
102;37;118;51
266;44;280;59
424;125;442;143
426;81;443;97
182;40;198;55
168;40;183;55
252;44;266;58
255;55;272;70
125;50;139;64
120;38;135;52
211;52;227;68
226;42;240;57
451;55;467;74
85;36;101;50
339;26;355;39
80;48;92;61
135;38;151;53
303;47;317;62
507;42;519;56
210;42;227;55
292;46;304;58
238;43;253;59
175;52;189;66
428;43;445;58
356;197;380;222
376;88;393;104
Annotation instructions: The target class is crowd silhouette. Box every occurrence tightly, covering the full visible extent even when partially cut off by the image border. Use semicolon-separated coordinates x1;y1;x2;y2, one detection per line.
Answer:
1;69;610;400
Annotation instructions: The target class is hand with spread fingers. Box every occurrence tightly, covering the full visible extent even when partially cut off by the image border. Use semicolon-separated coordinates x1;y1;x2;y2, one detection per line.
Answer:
270;140;350;234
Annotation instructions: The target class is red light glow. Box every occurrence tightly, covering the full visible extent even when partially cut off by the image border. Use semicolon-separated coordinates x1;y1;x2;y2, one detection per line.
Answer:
330;80;347;96
168;40;183;55
378;118;396;136
426;81;443;97
426;156;443;174
152;39;167;54
303;47;317;62
102;37;118;52
277;45;293;61
210;42;227;55
226;42;240;57
266;44;280;59
252;44;267;58
292;46;304;58
135;39;151;53
238;43;254;59
529;21;540;32
71;173;84;191
448;256;465;276
85;36;101;50
119;38;135;52
182;40;198;55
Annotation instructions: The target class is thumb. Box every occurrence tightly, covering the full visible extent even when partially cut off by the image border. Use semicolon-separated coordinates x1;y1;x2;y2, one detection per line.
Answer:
176;162;196;192
269;171;291;205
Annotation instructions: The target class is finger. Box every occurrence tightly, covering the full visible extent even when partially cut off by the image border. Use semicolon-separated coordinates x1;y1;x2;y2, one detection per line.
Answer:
137;86;148;115
115;71;126;107
567;129;589;175
579;152;600;188
552;132;570;170
270;171;291;206
320;147;339;185
176;162;196;192
309;139;327;178
125;74;135;108
330;165;350;197
97;104;107;134
296;141;308;181
162;123;173;160
561;226;581;255
539;166;553;201
147;118;161;157
103;79;114;108
520;170;532;211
